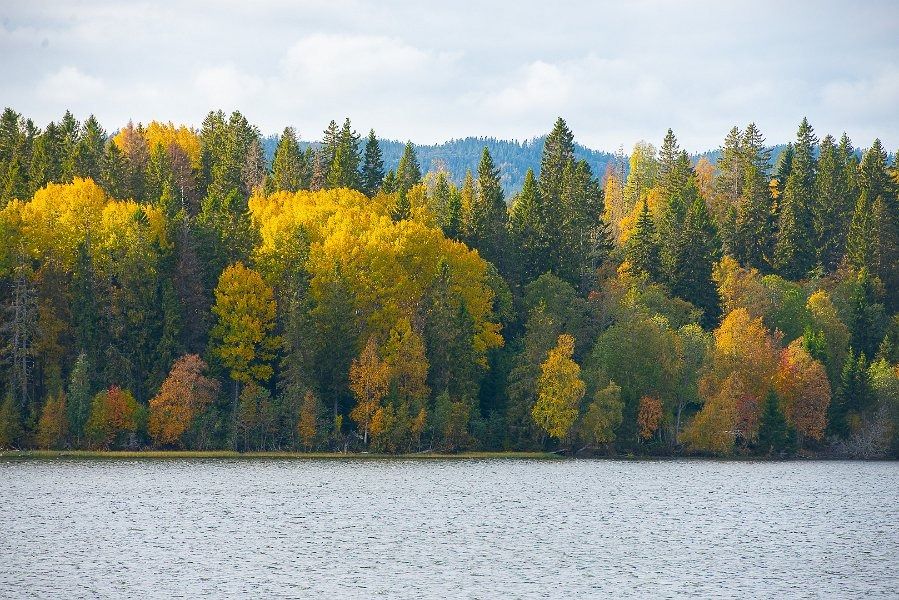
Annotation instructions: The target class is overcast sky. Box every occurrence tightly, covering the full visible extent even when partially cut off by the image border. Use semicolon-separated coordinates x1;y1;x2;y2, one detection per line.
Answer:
2;0;898;151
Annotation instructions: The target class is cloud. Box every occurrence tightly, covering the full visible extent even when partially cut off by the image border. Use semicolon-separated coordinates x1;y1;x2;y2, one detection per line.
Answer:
280;34;433;91
37;66;105;104
3;0;898;150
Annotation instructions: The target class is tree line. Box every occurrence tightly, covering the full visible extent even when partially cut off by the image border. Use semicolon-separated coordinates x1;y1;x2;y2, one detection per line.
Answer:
0;107;897;457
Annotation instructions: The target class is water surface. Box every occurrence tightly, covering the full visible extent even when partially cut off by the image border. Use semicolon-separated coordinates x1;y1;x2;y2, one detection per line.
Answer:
1;459;897;598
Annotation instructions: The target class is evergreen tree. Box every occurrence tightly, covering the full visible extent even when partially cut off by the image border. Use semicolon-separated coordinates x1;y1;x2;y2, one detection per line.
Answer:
676;193;721;326
66;352;92;447
59;110;81;182
73;115;106;182
321;119;340;176
28;121;63;195
756;389;794;456
360;129;384;197
829;348;873;438
270;126;305;193
100;139;128;198
773;119;817;279
509;168;548;283
539;117;575;218
732;123;773;270
626;198;660;280
396;141;421;194
715;126;744;213
327;118;360;190
658;128;687;199
814;134;852;271
467;147;508;269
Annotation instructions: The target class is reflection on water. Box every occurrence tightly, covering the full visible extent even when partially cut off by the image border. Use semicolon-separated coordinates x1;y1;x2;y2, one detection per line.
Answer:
1;459;897;598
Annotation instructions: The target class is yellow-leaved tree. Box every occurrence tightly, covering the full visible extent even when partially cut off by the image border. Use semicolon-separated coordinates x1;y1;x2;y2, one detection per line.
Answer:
533;334;584;441
349;337;390;446
210;262;279;401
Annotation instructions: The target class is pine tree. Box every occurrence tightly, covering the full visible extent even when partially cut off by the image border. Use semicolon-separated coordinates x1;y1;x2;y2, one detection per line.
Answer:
828;348;873;438
715;126;744;214
360;129;384;197
270;126;305;193
773;119;817;279
676;194;721;326
846;139;899;309
658;128;687;199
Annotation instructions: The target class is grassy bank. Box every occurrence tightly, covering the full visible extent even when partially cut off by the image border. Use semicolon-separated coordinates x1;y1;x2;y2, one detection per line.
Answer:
0;450;561;460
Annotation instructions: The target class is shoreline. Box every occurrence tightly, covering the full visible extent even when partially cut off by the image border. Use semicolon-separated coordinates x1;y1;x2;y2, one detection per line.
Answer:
2;450;894;461
0;450;562;460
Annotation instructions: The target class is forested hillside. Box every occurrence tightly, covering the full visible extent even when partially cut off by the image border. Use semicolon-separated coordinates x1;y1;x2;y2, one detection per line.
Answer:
261;133;619;195
0;108;897;457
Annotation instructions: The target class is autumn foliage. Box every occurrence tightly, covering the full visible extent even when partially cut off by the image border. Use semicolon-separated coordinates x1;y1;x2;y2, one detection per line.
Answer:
85;386;140;449
533;334;585;440
149;355;220;447
637;396;663;441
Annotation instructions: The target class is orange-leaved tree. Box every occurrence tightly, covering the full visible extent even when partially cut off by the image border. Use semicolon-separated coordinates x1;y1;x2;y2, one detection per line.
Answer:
85;386;140;449
774;340;831;443
637;396;663;441
149;354;220;447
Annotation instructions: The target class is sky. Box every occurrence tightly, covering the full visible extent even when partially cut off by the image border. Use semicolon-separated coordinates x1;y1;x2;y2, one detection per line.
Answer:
2;0;898;152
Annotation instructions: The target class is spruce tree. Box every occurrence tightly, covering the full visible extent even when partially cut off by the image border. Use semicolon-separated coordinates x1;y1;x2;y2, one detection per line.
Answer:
270;126;305;193
467;147;507;268
360;129;384;197
100;139;128;198
814;134;852;271
328;118;360;190
773;119;817;279
757;390;793;456
509;168;548;283
732;123;773;270
73;115;106;182
396;141;421;194
626;198;660;280
539;117;575;242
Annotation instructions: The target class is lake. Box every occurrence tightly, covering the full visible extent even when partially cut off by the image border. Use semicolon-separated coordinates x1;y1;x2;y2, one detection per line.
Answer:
1;458;897;598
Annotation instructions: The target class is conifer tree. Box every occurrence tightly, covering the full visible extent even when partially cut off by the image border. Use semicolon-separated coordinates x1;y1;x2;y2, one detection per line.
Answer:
467;147;508;269
732;123;773;270
773;119;817;279
814;134;852;271
756;389;793;456
327;118;360;190
626;198;660;280
509;168;548;283
396;141;421;194
100;139;128;198
73;115;106;182
360;129;384;197
270;126;305;193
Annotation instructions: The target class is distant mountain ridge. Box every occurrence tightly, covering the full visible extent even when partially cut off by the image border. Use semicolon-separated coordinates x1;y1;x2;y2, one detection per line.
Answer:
261;135;620;195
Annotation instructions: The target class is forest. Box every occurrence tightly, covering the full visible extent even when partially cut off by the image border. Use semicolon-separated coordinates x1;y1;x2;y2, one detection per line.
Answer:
0;108;897;457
